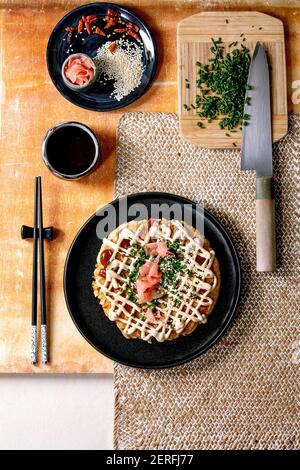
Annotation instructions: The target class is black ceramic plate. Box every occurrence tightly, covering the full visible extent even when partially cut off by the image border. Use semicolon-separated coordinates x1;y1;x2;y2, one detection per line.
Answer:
47;2;157;111
64;193;241;368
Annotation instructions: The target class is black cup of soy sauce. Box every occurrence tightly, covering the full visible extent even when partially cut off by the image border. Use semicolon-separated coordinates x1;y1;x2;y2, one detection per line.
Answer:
42;121;101;180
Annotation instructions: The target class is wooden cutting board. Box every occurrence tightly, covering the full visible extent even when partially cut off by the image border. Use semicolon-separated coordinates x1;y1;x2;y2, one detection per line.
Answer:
177;11;288;148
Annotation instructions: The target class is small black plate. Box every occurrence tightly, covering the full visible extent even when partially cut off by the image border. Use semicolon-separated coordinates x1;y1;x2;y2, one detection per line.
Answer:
47;2;157;111
64;193;241;368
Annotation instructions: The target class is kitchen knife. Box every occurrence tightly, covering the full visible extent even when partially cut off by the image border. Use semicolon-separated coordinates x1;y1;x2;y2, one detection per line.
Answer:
241;42;276;272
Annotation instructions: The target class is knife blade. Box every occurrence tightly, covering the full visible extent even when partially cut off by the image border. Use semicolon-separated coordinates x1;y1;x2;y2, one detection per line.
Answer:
241;42;276;272
241;42;273;176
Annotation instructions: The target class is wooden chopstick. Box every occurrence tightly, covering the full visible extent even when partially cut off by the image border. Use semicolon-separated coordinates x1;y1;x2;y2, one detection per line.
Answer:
31;177;38;364
37;176;48;364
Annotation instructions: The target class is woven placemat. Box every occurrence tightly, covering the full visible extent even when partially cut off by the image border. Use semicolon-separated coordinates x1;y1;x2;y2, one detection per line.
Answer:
113;113;299;450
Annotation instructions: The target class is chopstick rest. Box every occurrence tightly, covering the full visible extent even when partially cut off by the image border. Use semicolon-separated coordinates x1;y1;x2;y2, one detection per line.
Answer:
21;225;54;241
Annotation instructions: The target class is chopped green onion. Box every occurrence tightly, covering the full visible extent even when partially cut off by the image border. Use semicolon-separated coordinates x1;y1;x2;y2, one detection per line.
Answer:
184;37;251;132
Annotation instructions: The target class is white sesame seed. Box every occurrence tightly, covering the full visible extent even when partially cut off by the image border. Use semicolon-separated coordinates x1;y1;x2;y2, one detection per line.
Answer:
94;40;145;101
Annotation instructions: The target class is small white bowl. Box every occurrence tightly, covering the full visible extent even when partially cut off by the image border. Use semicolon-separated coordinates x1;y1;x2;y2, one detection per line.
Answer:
62;53;97;91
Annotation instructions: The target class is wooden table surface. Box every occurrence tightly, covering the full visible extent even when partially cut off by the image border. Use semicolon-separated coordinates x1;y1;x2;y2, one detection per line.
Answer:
0;0;299;373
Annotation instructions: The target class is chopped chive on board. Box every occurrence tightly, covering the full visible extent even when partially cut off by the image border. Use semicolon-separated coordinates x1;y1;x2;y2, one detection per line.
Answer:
177;11;287;148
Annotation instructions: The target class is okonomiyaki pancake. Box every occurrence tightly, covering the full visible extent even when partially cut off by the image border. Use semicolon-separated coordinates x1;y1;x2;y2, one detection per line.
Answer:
92;219;220;343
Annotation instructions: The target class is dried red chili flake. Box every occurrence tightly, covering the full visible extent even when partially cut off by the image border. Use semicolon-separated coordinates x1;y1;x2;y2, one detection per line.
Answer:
104;8;120;29
108;42;118;54
85;21;92;35
106;8;119;18
127;29;142;41
126;22;141;41
113;20;141;41
77;19;83;33
126;22;139;32
95;26;106;36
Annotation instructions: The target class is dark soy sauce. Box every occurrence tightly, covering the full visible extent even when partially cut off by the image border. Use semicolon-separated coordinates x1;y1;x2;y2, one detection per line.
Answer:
46;125;96;176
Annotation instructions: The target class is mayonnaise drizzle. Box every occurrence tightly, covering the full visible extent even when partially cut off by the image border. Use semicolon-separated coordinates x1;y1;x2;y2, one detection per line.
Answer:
93;219;218;343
